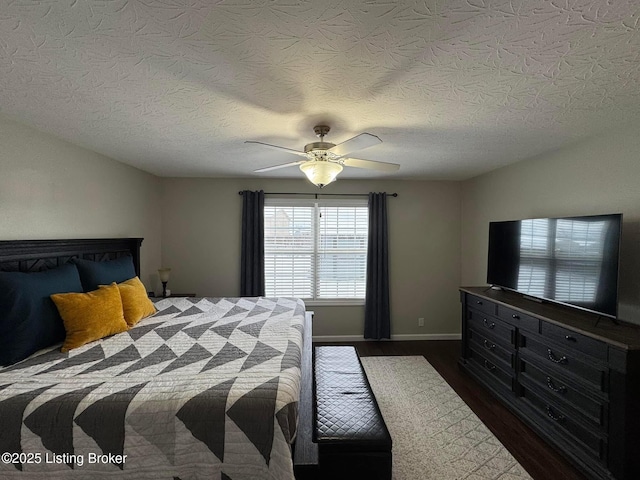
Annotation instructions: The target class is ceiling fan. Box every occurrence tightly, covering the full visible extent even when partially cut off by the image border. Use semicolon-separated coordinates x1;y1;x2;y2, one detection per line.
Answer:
246;125;400;188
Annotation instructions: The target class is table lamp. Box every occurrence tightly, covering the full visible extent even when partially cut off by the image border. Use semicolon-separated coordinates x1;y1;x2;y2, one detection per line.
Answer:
158;268;171;298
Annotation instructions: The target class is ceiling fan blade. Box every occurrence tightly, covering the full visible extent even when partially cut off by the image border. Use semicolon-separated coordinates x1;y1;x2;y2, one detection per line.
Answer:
254;160;306;173
245;141;308;157
342;157;400;172
329;133;382;157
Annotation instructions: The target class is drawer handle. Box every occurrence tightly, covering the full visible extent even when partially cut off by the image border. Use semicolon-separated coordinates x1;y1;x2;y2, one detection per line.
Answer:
565;335;576;342
483;318;496;329
484;360;496;372
547;349;568;364
546;405;565;423
546;376;567;394
512;314;520;320
483;339;496;350
476;300;483;305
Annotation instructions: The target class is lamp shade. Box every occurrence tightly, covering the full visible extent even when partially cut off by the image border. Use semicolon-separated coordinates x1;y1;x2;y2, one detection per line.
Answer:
299;161;343;188
158;268;171;282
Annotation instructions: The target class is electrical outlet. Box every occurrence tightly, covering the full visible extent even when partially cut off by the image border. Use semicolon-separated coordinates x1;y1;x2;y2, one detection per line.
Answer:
418;317;425;327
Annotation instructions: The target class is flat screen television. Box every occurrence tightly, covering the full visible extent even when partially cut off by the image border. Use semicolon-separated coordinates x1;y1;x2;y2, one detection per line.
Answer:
487;213;622;318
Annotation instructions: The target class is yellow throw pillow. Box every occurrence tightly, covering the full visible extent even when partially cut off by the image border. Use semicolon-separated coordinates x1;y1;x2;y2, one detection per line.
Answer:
51;283;129;353
109;276;157;327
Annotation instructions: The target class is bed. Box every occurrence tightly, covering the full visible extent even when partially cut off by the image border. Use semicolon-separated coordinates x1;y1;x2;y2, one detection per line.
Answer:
0;238;315;479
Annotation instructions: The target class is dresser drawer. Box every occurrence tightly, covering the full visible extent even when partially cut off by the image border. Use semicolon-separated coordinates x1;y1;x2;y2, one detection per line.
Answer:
466;294;497;316
519;356;606;429
459;287;640;480
498;305;539;333
541;322;608;361
469;328;514;370
468;308;515;346
520;385;606;462
468;348;514;393
520;334;607;392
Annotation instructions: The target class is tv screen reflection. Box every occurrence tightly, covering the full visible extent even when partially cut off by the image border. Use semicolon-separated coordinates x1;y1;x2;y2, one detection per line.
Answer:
488;214;621;317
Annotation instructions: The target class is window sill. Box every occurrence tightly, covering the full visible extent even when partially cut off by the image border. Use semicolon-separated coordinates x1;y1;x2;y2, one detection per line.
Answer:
302;299;365;307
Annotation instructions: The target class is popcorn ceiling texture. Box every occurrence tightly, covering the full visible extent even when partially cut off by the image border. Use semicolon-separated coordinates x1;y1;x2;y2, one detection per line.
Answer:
1;0;639;179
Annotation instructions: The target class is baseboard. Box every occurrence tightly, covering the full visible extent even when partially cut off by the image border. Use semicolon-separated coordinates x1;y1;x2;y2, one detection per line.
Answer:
312;333;462;342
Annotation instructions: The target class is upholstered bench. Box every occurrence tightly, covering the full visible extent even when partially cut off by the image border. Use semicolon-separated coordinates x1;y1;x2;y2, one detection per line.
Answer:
314;346;392;480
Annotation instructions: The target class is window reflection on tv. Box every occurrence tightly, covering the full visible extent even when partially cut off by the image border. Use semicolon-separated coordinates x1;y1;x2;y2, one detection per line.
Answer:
487;214;622;318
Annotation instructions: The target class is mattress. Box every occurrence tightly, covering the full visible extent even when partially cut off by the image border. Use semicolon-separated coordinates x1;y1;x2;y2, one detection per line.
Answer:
0;296;306;479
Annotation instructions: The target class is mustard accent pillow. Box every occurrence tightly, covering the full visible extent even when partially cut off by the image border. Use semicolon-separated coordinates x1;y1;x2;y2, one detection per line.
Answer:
51;283;129;353
110;276;157;327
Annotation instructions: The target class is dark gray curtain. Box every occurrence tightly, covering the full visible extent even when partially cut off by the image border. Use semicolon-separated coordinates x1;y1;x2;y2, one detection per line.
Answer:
240;190;265;296
364;192;390;339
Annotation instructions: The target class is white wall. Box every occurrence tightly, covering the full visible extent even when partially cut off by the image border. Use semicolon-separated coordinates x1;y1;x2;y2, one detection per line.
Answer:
461;124;640;324
161;177;462;338
0;115;162;288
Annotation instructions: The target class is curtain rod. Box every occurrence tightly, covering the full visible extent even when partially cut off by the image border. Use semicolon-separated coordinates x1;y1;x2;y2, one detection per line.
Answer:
238;191;398;197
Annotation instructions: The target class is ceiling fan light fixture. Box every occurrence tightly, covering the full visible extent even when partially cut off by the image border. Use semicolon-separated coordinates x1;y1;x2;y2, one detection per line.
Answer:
299;161;343;188
249;124;398;180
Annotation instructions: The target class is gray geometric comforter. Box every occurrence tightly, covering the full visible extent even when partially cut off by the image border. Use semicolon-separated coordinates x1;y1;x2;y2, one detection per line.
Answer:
0;296;305;480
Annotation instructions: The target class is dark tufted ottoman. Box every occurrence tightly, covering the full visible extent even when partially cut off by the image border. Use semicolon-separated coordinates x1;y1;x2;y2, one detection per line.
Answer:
314;346;392;480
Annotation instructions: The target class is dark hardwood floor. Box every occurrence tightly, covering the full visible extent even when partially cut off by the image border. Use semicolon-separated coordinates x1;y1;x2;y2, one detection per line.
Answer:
314;340;587;480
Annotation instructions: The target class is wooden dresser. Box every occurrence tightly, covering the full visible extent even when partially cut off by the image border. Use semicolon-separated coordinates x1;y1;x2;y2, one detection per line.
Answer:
459;287;640;480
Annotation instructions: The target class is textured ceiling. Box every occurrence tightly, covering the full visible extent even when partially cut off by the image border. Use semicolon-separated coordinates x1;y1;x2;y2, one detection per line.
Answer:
1;0;640;180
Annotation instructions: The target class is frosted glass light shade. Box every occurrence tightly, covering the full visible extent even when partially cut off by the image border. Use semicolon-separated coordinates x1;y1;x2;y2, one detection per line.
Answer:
299;161;343;188
158;268;171;282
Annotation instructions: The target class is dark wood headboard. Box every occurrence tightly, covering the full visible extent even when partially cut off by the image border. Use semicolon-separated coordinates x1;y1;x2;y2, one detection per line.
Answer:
0;238;143;276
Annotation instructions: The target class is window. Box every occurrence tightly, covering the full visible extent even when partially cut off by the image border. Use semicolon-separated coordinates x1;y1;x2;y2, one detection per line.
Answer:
264;198;368;303
517;218;607;303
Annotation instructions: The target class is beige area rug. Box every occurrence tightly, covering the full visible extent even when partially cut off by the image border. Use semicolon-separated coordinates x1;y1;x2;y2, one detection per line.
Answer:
361;356;532;480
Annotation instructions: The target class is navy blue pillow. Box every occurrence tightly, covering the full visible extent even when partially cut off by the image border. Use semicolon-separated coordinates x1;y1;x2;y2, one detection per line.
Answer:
0;263;84;366
73;256;136;292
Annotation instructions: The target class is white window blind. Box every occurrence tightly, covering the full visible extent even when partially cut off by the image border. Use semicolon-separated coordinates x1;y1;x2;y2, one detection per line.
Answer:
517;218;606;303
264;199;368;300
554;219;605;302
517;218;551;297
